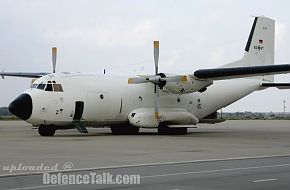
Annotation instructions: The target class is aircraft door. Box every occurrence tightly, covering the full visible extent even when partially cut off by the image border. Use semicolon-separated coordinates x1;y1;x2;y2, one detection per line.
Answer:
74;101;84;120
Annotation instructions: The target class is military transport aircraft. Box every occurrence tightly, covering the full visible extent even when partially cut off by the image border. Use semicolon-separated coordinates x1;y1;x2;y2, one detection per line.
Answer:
1;16;290;136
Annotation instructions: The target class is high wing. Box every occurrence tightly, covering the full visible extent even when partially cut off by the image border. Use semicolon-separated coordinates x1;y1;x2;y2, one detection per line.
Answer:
1;47;57;79
193;64;290;80
0;72;49;79
261;82;290;89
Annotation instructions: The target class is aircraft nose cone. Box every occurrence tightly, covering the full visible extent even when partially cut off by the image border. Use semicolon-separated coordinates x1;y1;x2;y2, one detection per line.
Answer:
9;94;33;120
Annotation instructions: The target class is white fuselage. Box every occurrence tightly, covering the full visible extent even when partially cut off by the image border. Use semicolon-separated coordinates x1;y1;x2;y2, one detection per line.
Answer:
24;73;262;128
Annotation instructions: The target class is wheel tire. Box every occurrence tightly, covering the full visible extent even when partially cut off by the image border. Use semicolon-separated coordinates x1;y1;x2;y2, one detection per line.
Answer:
158;123;187;135
111;125;140;135
38;125;56;136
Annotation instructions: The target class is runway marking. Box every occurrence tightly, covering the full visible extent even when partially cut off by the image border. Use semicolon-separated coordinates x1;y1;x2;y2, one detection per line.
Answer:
3;163;290;190
3;184;65;190
253;178;277;183
1;154;290;178
141;163;290;179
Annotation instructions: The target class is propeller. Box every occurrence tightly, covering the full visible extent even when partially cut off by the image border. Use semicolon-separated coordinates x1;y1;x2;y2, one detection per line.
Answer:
128;41;188;127
154;41;160;125
52;47;57;73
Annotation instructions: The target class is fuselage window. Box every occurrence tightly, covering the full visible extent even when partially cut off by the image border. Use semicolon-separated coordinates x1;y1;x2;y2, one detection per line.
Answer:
53;84;63;92
45;84;53;91
37;84;46;90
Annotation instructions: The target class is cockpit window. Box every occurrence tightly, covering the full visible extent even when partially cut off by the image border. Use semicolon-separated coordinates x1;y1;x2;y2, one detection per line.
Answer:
33;81;63;92
53;84;63;92
37;83;46;90
31;84;38;88
45;84;53;91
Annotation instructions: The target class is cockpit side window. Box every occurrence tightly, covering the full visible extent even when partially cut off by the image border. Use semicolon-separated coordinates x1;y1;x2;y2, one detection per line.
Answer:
53;84;63;92
31;84;38;88
45;84;53;91
37;83;46;90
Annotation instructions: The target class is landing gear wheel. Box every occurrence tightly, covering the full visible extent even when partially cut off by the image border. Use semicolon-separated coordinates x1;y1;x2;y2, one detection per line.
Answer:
158;123;187;135
38;125;56;136
111;125;140;135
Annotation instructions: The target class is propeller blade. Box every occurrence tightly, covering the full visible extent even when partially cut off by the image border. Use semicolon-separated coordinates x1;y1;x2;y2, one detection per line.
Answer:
128;75;187;85
52;47;57;73
163;75;187;82
154;84;160;126
154;41;159;75
1;70;4;79
148;75;162;84
128;77;148;84
154;41;160;127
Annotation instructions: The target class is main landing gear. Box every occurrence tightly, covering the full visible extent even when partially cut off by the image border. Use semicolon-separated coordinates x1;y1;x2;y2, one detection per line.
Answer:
110;124;187;135
158;123;187;135
110;125;140;135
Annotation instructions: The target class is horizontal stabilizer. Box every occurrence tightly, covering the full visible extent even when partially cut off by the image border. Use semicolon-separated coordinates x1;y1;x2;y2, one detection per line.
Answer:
194;64;290;80
261;83;290;89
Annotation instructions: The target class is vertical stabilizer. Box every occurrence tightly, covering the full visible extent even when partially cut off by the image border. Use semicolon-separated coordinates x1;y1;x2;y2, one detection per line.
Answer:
224;16;275;81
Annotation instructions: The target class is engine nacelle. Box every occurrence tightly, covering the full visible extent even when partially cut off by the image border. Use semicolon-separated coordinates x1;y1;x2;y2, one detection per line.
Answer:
164;75;213;94
128;108;199;128
128;110;158;128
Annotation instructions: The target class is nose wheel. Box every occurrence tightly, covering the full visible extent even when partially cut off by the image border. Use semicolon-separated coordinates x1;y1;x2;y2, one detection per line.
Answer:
38;125;56;136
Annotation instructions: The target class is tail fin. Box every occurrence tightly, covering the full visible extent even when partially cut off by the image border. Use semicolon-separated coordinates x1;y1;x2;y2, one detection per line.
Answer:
224;16;275;81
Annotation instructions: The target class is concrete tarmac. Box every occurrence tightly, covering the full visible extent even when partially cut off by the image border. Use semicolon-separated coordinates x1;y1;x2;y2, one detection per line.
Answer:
1;155;290;190
0;120;290;189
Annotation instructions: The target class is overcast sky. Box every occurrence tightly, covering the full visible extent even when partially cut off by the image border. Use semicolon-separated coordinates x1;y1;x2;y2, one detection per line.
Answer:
0;0;289;112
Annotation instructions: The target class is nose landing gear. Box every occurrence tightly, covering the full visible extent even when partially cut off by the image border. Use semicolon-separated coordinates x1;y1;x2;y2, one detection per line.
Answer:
38;125;56;136
73;101;88;133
